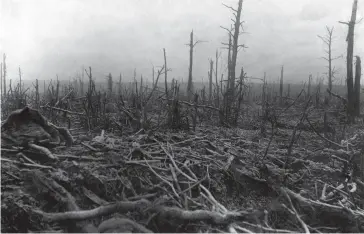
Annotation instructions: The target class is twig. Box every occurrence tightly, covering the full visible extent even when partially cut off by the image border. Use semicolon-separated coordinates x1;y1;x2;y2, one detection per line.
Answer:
282;189;310;233
1;158;54;169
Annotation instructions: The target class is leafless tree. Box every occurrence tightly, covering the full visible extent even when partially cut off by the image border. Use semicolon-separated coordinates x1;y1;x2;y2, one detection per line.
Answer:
354;56;361;116
208;59;213;103
220;0;246;125
3;54;6;97
279;66;284;105
339;0;360;120
318;26;341;91
186;30;206;100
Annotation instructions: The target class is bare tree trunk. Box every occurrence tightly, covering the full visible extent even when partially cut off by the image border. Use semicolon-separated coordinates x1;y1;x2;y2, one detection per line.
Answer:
35;79;39;109
152;66;155;87
3;54;6;97
163;48;168;100
1;62;2;98
354;56;361;116
230;0;243;95
235;67;245;125
308;74;312;97
341;0;358;121
19;67;22;94
208;59;213;103
227;31;232;91
261;72;267;135
279;65;284;105
215;50;220;107
328;35;332;92
187;31;194;100
56;76;60;104
119;73;122;96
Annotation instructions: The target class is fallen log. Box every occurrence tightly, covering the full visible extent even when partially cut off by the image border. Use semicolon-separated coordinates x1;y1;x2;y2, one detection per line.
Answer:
281;187;364;232
34;199;151;222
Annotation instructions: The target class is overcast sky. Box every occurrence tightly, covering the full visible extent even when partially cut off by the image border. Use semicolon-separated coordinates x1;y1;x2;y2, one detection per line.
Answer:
0;0;363;84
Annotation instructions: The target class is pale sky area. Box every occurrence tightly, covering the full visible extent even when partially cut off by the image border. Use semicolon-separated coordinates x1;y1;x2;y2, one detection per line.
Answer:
0;0;363;84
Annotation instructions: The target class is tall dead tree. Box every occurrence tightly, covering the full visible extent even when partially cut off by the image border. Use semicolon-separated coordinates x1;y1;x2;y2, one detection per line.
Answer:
215;50;220;107
118;73;122;96
208;59;213;103
107;73;113;97
3;54;6;97
163;48;168;100
279;66;284;105
318;26;341;91
354;56;361;116
186;30;206;100
220;0;246;124
19;67;22;94
152;66;155;86
1;62;2;98
227;0;244;95
307;74;312;97
339;0;359;120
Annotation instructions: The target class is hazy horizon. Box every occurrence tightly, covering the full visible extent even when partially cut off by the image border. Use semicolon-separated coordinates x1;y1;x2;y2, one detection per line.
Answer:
0;0;363;84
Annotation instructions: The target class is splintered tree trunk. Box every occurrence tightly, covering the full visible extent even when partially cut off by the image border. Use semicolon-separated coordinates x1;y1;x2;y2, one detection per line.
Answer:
345;0;358;120
354;56;361;116
19;67;22;94
1;62;2;98
3;54;6;97
107;73;113;97
35;79;39;109
187;31;194;100
279;66;284;105
227;31;232;90
163;48;168;100
230;0;243;95
215;50;220;107
308;74;312;97
235;67;244;125
261;72;267;135
119;73;122;96
152;66;155;87
225;31;233;121
328;32;333;92
209;59;213;103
